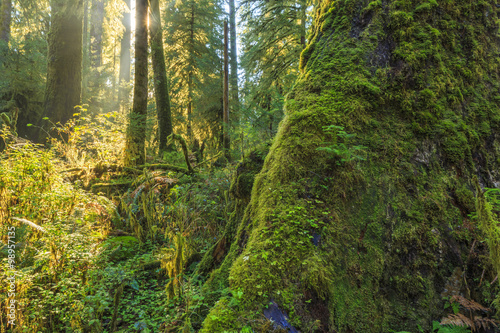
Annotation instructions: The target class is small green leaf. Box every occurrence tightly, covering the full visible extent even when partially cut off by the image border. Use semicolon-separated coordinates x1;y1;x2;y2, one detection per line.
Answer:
42;117;49;120
27;123;32;127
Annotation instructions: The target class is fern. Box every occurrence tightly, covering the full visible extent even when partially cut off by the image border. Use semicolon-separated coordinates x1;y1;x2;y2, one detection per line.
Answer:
439;295;498;332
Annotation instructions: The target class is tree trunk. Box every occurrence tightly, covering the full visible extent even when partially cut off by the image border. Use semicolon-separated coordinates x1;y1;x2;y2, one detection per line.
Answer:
223;20;230;161
118;0;131;107
149;0;173;152
123;0;148;166
300;0;306;49
228;0;239;117
186;2;195;141
201;0;500;332
82;0;90;103
43;0;83;127
0;0;11;44
89;0;104;109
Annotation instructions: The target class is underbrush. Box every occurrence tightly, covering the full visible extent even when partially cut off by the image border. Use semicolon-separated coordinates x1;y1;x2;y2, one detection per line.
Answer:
0;132;235;332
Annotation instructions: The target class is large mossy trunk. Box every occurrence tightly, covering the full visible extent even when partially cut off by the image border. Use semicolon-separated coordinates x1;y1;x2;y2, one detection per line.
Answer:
201;0;500;332
43;0;83;128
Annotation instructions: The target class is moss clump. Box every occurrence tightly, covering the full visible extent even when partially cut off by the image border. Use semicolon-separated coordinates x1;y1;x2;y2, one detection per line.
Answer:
201;0;500;331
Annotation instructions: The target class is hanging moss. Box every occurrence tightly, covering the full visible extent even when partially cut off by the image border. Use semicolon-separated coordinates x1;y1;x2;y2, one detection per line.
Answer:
201;0;500;332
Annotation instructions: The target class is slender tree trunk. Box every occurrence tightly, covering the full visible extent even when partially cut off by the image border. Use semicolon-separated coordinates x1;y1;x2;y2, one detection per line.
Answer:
119;0;131;107
0;0;11;44
89;0;104;109
43;0;83;127
228;0;239;117
186;2;195;141
223;21;230;161
112;38;117;104
82;0;90;103
123;0;148;166
300;0;306;49
149;0;173;152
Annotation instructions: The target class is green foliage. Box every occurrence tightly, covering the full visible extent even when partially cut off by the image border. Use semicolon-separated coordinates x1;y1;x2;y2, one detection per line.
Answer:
432;321;471;333
163;0;224;143
0;143;113;331
240;0;311;144
317;125;367;165
0;13;47;140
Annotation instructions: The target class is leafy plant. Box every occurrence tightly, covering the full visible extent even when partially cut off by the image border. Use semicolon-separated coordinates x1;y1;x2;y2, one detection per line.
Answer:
317;125;367;165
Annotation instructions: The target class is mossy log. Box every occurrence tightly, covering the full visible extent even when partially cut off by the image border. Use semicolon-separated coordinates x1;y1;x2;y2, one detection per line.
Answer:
200;0;500;332
63;163;190;175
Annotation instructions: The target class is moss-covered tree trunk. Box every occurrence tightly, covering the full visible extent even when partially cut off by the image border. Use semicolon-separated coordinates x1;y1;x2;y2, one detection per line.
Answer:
118;0;131;108
0;0;11;44
201;0;500;332
149;0;173;152
123;0;148;167
43;0;83;127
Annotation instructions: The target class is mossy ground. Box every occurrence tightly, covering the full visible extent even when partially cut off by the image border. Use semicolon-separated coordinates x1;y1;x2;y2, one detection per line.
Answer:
200;0;500;331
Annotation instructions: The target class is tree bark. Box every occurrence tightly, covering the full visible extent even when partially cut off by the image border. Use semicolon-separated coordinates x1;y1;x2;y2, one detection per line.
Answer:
43;0;83;127
228;0;239;118
149;0;173;152
89;0;104;109
186;1;195;141
123;0;148;166
0;0;11;44
118;0;131;107
300;0;306;49
223;20;230;161
82;0;90;103
201;0;500;331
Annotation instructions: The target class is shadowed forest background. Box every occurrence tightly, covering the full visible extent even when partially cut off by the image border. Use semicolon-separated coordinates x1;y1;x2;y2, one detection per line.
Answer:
2;0;500;332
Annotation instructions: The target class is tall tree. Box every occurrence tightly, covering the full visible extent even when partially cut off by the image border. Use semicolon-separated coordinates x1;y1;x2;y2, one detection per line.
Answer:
201;0;500;332
164;0;223;144
223;20;230;161
240;0;309;138
43;0;83;127
241;0;309;80
228;0;239;115
82;0;90;102
149;0;173;152
123;0;148;166
0;0;11;44
89;0;104;109
118;0;131;107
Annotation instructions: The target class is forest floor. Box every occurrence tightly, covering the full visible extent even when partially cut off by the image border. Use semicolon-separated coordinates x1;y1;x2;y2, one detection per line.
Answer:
0;135;246;332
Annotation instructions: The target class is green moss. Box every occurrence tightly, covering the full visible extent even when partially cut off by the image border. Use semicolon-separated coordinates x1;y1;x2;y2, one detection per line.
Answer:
201;0;500;331
199;297;240;333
